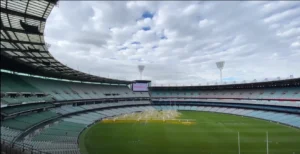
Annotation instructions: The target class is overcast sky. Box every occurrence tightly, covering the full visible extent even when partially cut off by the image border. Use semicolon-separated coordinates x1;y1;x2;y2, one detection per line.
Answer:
45;1;300;85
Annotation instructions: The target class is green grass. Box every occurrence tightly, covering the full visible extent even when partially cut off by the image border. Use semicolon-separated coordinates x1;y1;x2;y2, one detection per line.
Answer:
80;111;300;154
79;126;91;154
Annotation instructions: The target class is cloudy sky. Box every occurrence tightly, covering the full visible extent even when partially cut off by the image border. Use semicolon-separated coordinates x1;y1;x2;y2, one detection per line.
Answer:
45;1;300;85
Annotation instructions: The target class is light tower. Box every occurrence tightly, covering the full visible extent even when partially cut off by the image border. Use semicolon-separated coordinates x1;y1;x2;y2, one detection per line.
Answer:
216;61;225;83
138;65;145;80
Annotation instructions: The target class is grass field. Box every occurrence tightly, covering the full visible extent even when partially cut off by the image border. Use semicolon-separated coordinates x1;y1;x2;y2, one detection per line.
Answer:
79;111;300;154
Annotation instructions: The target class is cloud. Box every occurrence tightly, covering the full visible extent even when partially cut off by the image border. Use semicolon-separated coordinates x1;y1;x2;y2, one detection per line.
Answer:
291;42;300;48
45;1;300;85
198;19;215;28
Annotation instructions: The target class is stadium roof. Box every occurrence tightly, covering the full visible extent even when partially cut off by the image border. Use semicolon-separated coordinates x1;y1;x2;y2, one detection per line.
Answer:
150;78;300;90
0;0;131;84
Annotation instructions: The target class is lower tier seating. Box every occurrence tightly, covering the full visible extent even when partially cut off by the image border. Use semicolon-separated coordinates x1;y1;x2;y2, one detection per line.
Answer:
21;106;151;154
20;105;300;154
2;102;299;154
154;105;300;128
0;126;22;142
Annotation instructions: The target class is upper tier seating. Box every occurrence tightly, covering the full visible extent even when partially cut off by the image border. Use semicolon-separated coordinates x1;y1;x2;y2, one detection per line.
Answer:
2;103;54;115
152;98;300;108
1;72;149;105
151;87;300;100
1;111;59;130
1;96;54;105
1;73;41;93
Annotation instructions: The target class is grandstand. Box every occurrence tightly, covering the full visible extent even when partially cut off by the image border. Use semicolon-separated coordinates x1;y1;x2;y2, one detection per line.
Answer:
1;1;300;154
150;80;300;111
1;71;149;106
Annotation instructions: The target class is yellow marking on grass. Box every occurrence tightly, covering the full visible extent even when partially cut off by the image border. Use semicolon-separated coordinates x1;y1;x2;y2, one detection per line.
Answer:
101;110;196;125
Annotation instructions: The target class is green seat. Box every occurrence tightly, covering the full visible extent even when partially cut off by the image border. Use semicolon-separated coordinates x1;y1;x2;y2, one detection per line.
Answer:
1;111;59;130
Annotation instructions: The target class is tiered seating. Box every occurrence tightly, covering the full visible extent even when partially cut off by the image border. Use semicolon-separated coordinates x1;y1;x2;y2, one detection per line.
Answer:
1;73;40;93
0;127;22;142
19;140;79;151
21;73;148;101
20;120;87;154
155;105;300;128
2;111;59;130
1;95;54;105
2;103;54;115
32;134;78;143
1;73;55;105
1;72;150;106
151;87;300;100
50;101;151;115
16;106;154;153
19;110;113;154
10;105;298;154
32;121;86;142
152;98;300;108
63;116;95;125
3;70;299;154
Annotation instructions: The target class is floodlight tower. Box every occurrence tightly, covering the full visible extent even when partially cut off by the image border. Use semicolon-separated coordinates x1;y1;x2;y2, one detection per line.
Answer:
138;65;145;80
216;61;225;83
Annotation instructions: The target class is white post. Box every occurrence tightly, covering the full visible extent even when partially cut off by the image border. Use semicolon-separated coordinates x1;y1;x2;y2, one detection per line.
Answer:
266;132;269;154
238;132;241;154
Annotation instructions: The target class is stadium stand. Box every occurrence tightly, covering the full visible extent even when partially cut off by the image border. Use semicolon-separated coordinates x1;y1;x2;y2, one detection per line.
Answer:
15;106;151;154
150;79;300;110
5;105;297;154
1;103;54;117
1;0;300;154
0;127;22;142
150;87;300;101
153;105;300;128
2;111;59;131
1;72;149;106
0;72;298;154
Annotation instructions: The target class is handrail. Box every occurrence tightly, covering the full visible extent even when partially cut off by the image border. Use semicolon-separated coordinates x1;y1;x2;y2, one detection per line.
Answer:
150;96;300;102
14;102;152;143
2;96;151;108
1;138;50;154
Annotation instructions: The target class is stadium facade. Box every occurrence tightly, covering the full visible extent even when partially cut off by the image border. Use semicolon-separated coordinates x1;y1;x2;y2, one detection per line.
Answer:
1;1;299;154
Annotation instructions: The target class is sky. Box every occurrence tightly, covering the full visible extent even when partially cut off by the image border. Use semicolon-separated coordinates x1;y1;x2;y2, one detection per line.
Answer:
44;1;300;85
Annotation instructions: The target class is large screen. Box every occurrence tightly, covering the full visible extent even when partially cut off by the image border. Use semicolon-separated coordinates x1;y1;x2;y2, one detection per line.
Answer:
132;83;149;92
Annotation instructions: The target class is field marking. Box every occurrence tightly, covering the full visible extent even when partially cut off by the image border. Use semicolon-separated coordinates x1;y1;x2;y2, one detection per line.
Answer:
84;111;300;154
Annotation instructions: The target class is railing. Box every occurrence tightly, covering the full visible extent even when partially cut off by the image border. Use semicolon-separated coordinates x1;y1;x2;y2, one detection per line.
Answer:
1;138;50;154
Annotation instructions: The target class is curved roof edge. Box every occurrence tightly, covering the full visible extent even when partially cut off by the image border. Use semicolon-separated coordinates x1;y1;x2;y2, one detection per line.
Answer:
149;78;300;90
0;1;132;84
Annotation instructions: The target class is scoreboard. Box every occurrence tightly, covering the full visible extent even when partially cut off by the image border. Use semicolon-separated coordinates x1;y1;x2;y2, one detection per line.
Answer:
131;80;151;92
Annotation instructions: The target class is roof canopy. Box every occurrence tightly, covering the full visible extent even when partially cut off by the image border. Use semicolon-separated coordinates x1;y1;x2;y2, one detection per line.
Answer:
0;0;131;85
150;78;300;90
